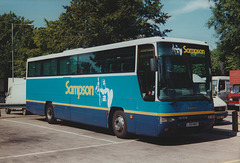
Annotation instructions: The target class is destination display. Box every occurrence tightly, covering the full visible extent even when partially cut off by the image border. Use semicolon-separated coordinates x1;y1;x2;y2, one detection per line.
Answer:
157;42;209;58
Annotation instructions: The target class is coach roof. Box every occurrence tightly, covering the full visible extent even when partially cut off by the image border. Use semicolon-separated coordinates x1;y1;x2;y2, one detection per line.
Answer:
27;36;208;62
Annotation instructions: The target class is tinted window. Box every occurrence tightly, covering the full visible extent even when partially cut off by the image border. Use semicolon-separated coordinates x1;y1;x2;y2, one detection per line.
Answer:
78;53;102;74
104;47;135;73
28;46;136;77
42;59;58;76
28;62;41;77
59;56;77;75
77;46;135;74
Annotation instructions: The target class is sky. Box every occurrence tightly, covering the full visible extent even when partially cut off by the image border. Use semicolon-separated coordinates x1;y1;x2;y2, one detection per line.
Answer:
0;0;217;50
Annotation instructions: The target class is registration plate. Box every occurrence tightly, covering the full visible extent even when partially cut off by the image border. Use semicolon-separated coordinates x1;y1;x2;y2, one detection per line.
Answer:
186;122;199;127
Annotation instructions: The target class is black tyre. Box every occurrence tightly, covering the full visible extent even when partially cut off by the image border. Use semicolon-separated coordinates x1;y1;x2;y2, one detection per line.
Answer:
112;110;128;138
22;108;30;115
5;108;11;114
46;103;57;124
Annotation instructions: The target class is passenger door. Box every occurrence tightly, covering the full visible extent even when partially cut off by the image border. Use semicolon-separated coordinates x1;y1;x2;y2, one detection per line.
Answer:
136;44;157;136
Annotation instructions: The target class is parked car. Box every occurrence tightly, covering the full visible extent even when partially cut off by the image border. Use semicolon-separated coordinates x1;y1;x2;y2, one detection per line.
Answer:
228;70;240;111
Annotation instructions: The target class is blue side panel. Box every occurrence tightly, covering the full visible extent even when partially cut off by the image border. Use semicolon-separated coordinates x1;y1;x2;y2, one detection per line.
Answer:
54;104;71;120
135;114;158;136
85;108;108;127
71;107;85;123
27;78;71;104
26;101;45;116
26;75;141;129
125;113;135;133
26;74;214;137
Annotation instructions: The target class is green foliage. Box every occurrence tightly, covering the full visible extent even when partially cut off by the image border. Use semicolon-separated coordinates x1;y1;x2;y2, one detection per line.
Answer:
210;48;224;75
208;0;240;73
33;21;64;54
38;0;171;52
0;12;36;78
0;1;171;80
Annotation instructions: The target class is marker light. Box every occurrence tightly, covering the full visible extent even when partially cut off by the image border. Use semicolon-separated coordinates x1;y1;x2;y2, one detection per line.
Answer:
130;115;133;119
208;115;215;119
178;116;188;120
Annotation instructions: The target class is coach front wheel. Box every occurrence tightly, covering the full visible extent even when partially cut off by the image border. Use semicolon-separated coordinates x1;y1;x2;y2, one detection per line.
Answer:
46;103;56;124
112;110;128;138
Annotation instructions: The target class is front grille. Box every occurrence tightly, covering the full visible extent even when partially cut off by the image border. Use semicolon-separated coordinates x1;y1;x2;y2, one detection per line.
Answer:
177;115;208;122
215;106;226;111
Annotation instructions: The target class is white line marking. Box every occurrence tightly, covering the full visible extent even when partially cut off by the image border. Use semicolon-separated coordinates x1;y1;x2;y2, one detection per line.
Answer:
0;140;135;160
2;119;117;143
224;160;240;163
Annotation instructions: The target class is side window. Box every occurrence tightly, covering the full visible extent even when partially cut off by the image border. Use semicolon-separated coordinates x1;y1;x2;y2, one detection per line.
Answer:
138;44;155;101
78;53;101;74
42;59;58;76
69;56;78;75
219;80;225;91
28;46;136;77
59;57;70;75
226;80;231;92
59;56;77;75
105;46;135;73
89;46;135;74
28;62;41;77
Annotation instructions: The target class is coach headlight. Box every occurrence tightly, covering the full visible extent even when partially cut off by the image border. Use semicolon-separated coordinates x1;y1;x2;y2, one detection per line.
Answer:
160;117;175;124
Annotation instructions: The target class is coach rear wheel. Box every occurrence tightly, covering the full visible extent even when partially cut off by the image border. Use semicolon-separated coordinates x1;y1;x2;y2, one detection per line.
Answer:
46;103;56;124
112;110;128;138
5;108;11;114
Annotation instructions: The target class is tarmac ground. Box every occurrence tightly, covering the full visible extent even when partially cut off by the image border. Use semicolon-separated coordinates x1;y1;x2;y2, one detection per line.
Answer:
0;109;239;163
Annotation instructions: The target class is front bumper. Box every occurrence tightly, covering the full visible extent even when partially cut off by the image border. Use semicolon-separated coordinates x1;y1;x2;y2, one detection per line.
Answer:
157;115;214;137
215;111;228;120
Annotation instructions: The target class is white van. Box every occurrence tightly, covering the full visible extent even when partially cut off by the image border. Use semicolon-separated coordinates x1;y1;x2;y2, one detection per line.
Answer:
4;78;28;114
212;76;231;120
212;76;232;103
213;96;227;120
192;75;227;120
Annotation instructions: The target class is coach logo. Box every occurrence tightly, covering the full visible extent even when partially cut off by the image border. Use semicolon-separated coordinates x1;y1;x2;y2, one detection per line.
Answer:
65;81;94;99
95;78;113;108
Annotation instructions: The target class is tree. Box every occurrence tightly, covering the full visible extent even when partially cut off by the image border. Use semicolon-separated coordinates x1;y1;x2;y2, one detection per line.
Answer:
208;0;240;74
37;0;171;53
210;49;224;75
0;12;36;78
33;20;64;55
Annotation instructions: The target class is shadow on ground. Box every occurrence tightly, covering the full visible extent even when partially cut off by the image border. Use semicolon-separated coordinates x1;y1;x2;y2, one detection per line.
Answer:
36;117;235;146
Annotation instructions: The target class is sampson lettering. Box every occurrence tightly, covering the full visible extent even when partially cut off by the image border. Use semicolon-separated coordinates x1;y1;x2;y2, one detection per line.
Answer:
65;81;94;99
183;46;205;56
